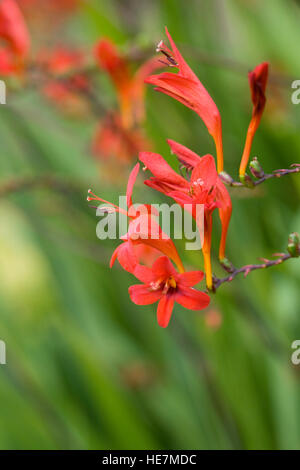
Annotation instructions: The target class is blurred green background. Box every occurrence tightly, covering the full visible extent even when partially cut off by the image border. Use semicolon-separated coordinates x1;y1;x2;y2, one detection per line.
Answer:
1;0;300;450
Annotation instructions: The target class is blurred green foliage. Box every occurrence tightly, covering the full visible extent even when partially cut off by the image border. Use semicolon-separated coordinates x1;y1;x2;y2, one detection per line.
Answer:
0;0;300;450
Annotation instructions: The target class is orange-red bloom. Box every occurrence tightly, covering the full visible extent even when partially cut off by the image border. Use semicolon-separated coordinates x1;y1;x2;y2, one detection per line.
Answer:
140;140;232;289
0;0;30;75
145;28;224;173
239;62;269;178
95;38;161;128
93;38;161;163
129;256;210;328
87;163;185;273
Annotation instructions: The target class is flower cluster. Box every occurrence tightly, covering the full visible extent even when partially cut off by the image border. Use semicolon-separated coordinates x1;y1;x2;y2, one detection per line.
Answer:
87;28;271;327
87;163;210;328
4;4;297;328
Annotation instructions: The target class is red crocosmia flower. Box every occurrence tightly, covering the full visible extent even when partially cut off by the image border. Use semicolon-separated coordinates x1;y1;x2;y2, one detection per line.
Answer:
239;62;269;179
140;143;232;289
95;39;132;128
129;256;210;328
93;39;161;163
167;139;232;262
87;163;185;274
95;38;161;129
0;0;30;59
145;28;224;173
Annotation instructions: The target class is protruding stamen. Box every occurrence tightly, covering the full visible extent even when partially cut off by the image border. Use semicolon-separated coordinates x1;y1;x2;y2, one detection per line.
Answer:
156;40;164;53
156;40;178;67
192;178;204;187
87;189;101;202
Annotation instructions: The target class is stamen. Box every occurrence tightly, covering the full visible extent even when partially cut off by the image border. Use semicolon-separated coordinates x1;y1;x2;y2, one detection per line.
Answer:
156;39;178;67
87;189;101;202
150;280;162;291
192;178;204;187
156;40;164;53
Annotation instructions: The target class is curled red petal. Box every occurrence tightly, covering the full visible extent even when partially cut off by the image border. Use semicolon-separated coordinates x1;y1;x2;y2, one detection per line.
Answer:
126;163;140;209
110;241;137;273
167;139;201;170
139;151;187;189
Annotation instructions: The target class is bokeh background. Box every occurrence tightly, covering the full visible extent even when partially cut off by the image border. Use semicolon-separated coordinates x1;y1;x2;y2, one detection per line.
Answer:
1;0;300;450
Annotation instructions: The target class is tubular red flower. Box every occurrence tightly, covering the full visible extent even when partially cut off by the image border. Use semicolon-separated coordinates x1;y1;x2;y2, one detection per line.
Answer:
140;144;232;288
129;256;210;328
0;0;30;58
95;38;161;130
146;28;224;172
88;164;184;273
239;62;269;178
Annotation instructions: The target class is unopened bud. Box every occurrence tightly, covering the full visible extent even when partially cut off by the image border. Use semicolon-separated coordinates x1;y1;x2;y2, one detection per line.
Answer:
239;173;255;188
249;157;264;178
219;171;234;186
287;232;300;257
220;257;235;273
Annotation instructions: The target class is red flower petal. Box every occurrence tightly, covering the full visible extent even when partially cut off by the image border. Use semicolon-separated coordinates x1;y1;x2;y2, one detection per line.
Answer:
110;241;137;273
127;216;185;273
129;284;162;305
139;151;187;189
126;163;140;209
178;271;204;287
156;295;175;328
133;264;156;284
167;139;201;170
175;286;210;310
151;256;177;278
0;0;30;58
216;178;232;260
249;62;269;118
191;155;218;192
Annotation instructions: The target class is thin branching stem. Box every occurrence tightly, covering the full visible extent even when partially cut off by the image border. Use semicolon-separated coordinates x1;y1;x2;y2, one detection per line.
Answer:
212;253;292;291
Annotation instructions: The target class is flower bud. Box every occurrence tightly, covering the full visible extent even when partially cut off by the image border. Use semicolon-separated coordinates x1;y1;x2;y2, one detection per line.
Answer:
220;257;235;273
239;173;255;188
287;232;300;257
218;171;234;186
249;157;264;179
